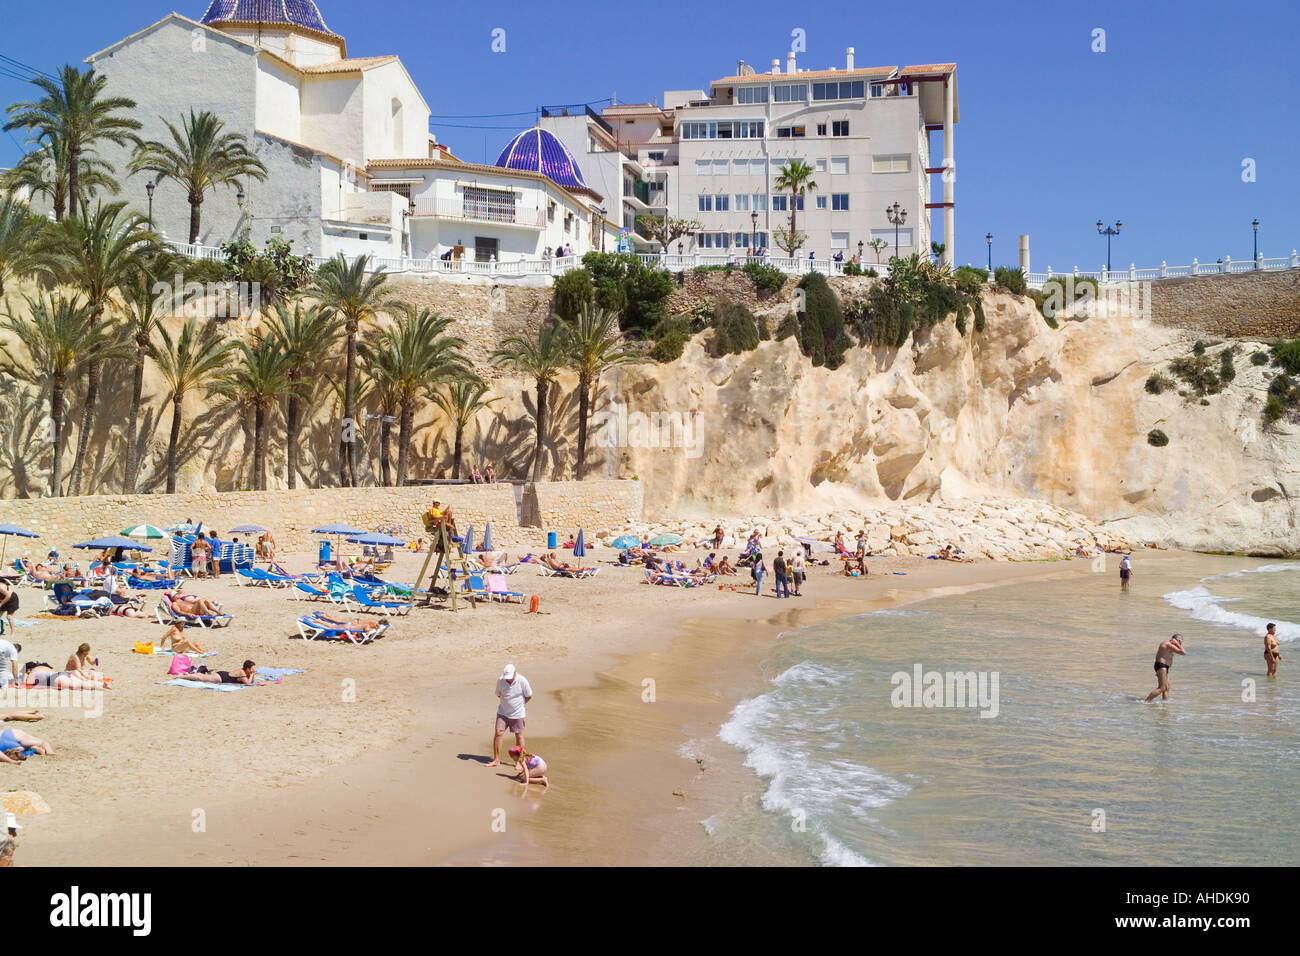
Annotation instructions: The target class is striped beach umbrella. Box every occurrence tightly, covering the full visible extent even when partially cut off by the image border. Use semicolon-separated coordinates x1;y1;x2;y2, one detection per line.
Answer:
121;524;167;539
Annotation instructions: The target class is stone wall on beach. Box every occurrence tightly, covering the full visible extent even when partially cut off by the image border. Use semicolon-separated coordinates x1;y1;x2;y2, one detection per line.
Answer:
528;479;645;535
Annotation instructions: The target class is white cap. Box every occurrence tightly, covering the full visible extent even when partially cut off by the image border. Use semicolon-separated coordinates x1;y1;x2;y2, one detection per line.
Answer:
5;813;20;831
500;664;516;681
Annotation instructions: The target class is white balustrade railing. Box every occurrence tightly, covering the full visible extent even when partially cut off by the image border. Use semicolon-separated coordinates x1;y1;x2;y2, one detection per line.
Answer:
1025;253;1299;288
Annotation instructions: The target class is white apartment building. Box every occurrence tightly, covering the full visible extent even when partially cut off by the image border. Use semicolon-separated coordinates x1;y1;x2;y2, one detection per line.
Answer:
668;50;957;264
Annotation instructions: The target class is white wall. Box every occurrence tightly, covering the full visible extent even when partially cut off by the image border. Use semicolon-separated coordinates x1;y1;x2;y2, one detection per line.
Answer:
219;26;343;67
363;61;430;161
301;74;365;166
255;57;302;144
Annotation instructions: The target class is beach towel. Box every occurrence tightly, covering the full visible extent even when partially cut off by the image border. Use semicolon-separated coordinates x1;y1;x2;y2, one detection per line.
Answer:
158;678;248;692
256;667;305;679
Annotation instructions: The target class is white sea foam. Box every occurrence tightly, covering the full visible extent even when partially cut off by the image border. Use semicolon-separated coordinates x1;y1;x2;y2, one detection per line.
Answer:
699;815;720;837
1163;585;1300;642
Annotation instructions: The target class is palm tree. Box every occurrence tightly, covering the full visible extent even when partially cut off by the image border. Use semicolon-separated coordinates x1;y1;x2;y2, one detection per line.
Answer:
491;322;570;482
3;65;140;220
147;317;232;493
129;109;268;244
0;293;126;496
263;299;338;489
429;379;499;481
867;238;888;264
0;192;43;295
359;304;469;486
37;200;159;494
2;137;119;222
312;253;391;486
773;160;817;251
930;240;946;265
560;303;639;480
211;337;296;491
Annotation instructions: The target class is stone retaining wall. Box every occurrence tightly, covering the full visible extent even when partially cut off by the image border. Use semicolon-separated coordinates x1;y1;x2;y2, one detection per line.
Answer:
1150;268;1300;339
531;479;645;536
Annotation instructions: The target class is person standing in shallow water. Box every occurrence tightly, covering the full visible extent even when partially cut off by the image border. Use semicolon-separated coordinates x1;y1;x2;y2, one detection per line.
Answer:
1264;623;1282;677
1119;553;1133;592
1143;634;1186;702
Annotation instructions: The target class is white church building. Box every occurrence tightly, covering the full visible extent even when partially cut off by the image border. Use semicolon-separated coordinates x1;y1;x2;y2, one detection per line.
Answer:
80;1;610;263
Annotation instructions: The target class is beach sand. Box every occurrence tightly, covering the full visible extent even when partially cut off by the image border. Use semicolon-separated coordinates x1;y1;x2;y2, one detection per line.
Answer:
6;545;1166;865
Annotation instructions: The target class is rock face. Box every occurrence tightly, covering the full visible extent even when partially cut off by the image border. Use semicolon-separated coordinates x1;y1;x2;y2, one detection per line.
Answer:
588;290;1300;555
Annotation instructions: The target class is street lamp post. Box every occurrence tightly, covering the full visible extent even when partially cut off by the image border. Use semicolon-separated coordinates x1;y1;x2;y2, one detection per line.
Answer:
751;209;758;257
986;232;992;272
857;239;864;264
885;202;907;258
145;180;155;230
1253;218;1259;267
1096;219;1122;273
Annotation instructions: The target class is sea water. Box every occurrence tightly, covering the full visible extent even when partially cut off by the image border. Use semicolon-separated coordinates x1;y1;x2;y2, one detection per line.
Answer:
713;555;1300;866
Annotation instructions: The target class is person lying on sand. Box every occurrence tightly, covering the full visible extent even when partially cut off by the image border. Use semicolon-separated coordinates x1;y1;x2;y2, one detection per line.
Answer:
180;660;257;685
0;711;44;722
937;545;973;563
509;745;549;788
158;624;208;655
167;592;222;617
0;726;53;761
840;553;867;576
24;662;110;691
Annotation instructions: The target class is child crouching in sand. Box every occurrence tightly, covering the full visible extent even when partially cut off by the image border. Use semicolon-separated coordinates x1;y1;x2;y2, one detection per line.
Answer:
509;745;549;787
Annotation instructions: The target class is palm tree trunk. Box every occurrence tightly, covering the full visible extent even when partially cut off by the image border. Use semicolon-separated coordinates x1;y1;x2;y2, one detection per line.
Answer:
188;193;202;245
68;145;80;220
790;190;798;246
49;380;65;497
165;396;183;494
343;324;357;486
452;421;464;480
285;394;300;490
124;347;145;491
396;401;414;486
576;374;591;480
531;379;549;482
69;359;100;495
253;406;266;491
378;416;392;487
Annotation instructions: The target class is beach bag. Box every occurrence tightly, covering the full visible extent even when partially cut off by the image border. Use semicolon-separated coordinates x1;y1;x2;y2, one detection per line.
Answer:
168;654;192;675
134;641;154;655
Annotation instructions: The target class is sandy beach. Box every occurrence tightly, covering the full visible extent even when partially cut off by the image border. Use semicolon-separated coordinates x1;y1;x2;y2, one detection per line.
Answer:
4;541;1161;866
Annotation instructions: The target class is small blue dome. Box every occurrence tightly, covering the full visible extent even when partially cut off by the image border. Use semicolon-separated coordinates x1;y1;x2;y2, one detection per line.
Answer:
200;0;334;35
494;127;589;191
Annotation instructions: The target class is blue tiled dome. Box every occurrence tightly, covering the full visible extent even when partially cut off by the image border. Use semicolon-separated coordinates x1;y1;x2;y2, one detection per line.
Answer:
200;0;334;35
494;127;589;191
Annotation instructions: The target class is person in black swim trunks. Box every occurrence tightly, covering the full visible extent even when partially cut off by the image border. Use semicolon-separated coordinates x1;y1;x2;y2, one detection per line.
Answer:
1143;635;1185;702
182;660;257;685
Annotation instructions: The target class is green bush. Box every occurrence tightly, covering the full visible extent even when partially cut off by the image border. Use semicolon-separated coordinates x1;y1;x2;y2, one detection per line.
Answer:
711;299;762;355
953;265;988;293
775;312;800;341
1145;373;1174;395
1271;340;1300;376
1192;340;1207;356
1038;275;1099;319
742;261;786;296
795;272;847;366
693;264;734;274
552;267;594;321
1251;351;1270;366
955;313;967;336
583;252;675;338
1264;396;1288;424
1147;429;1169;447
973;298;986;333
649;328;687;363
1170;353;1222;397
1219;348;1236;384
993;266;1027;296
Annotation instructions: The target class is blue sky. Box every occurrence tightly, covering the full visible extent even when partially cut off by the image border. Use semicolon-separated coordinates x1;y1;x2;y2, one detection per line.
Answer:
1;0;1295;270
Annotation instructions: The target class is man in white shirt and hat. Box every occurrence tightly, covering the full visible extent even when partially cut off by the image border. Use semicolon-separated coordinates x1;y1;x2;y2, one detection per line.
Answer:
486;663;532;767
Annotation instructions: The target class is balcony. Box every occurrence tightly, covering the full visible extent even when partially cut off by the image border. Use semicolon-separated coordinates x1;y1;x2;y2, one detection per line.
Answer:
409;198;545;229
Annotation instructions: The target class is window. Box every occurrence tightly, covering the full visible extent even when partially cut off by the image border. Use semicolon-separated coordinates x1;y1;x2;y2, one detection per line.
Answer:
736;86;768;104
871;154;911;173
474;236;498;262
831;193;849;210
371;182;411;200
830;156;849;175
698;194;713;212
773;83;807;102
815;195;827;209
814;158;827;172
462;186;517;223
872;227;913;248
870;83;883;97
647;150;665;161
776;125;806;139
772;195;787;211
734;194;749;211
698;233;712;249
713;158;730;174
713;232;730;248
750;158;766;175
816;123;827;136
547;201;556;222
752;193;767;211
831;231;849;249
832;120;849;137
715;194;730;211
682;119;764;139
734;232;750;248
696;158;712;175
899;82;911;96
755;231;768;249
812;80;865;101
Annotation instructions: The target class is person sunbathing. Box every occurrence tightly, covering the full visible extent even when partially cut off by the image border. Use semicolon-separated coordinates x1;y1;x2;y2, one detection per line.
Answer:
158;624;207;655
167;592;222;617
715;556;737;575
311;613;385;633
65;643;104;682
180;660;257;685
1;710;43;722
937;545;973;563
0;726;53;761
840;553;867;576
29;564;58;582
130;568;175;582
24;662;109;691
477;552;513;570
544;552;578;573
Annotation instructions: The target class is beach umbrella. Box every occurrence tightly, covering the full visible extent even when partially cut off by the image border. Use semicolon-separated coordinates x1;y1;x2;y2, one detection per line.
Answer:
0;524;38;565
481;523;492;553
345;532;406;547
463;524;475;554
73;536;152;552
165;521;206;535
573;528;586;558
121;524;167;539
611;535;640;550
229;524;268;534
311;524;364;535
797;536;834;554
648;533;681;547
